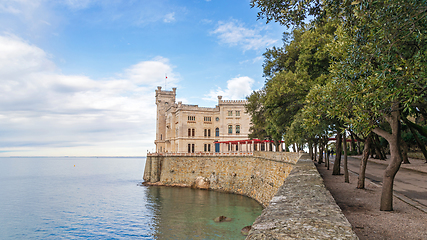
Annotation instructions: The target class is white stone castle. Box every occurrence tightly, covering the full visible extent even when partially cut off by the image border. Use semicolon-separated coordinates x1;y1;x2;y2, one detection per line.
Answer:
154;86;252;153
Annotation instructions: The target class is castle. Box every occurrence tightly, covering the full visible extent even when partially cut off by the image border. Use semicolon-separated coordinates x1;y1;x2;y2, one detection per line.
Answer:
154;86;252;153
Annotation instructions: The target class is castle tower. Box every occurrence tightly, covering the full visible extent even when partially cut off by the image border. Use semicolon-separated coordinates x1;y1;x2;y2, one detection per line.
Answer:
155;86;176;153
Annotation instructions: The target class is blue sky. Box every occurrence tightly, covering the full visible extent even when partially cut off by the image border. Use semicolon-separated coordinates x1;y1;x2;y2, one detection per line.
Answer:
0;0;284;156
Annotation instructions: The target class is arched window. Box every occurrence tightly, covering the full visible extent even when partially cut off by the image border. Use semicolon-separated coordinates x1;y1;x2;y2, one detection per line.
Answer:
215;128;219;137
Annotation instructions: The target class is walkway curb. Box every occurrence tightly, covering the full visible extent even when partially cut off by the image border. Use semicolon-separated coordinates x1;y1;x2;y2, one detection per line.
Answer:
351;155;427;175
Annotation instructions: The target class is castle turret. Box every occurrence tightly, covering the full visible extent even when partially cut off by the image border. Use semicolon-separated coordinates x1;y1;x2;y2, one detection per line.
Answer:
155;86;176;153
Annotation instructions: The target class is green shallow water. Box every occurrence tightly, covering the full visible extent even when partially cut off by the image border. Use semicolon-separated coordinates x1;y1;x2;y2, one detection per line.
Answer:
145;186;263;239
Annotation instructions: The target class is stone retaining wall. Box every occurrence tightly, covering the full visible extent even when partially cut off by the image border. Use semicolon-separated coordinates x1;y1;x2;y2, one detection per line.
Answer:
247;154;358;239
143;151;299;207
143;152;358;239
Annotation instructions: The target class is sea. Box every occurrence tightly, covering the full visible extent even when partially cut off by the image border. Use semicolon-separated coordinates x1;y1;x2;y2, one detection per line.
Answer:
0;157;263;239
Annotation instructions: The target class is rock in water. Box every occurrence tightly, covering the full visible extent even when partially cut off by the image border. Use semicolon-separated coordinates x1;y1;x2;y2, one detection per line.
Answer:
241;226;252;236
214;216;232;222
194;176;210;189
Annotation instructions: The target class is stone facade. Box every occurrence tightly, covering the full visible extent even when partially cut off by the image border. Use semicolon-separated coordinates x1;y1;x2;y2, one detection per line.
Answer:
154;86;251;153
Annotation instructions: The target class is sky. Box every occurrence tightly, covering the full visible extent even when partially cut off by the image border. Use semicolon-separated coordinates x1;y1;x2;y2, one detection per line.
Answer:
0;0;285;156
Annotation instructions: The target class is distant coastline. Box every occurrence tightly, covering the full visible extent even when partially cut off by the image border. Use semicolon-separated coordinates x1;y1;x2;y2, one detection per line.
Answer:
4;156;147;158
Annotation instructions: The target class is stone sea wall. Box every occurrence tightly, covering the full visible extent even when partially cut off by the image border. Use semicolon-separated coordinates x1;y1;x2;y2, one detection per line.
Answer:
143;151;299;207
143;152;358;239
247;154;358;239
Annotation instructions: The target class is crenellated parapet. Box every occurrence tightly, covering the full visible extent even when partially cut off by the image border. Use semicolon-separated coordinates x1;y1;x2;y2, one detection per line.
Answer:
218;99;248;105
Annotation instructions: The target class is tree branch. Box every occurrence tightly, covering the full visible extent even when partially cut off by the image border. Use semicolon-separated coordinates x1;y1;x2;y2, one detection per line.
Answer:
372;127;392;141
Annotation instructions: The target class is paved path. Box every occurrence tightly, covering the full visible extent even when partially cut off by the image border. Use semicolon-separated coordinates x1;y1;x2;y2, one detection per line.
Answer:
328;155;427;210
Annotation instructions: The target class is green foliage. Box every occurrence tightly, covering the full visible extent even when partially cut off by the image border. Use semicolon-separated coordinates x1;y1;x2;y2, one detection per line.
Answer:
246;21;337;145
245;90;268;140
250;0;324;28
327;0;427;135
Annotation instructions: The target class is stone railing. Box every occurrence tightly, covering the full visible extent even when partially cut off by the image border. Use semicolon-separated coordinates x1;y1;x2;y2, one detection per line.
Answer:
147;152;254;157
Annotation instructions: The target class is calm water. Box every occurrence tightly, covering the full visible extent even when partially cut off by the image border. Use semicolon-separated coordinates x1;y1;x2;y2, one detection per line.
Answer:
0;157;262;239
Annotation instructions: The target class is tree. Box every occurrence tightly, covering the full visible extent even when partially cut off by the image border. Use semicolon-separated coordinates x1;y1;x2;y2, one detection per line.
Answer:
328;0;427;211
251;0;427;211
247;21;336;150
245;90;268;140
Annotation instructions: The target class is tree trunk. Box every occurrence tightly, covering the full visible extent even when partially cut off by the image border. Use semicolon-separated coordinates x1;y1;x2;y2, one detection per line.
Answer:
375;135;387;160
293;143;296;152
343;131;349;183
400;139;410;164
406;120;427;163
372;103;403;211
318;144;324;164
357;135;372;189
333;132;342;175
313;143;317;161
326;147;330;170
372;135;386;160
350;133;356;152
373;140;382;159
357;141;362;155
309;142;313;160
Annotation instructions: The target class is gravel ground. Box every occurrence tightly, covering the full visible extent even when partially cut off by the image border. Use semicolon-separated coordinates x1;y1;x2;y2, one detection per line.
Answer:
316;163;427;240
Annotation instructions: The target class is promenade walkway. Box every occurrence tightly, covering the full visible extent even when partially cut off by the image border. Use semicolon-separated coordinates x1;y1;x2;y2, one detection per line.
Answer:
317;157;427;240
334;155;427;212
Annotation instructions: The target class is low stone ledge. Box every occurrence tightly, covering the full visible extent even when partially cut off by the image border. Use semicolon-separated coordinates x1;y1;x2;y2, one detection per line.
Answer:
247;154;358;240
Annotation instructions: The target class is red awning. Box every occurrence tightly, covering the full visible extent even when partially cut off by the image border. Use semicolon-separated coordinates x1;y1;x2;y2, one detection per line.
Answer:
215;139;282;144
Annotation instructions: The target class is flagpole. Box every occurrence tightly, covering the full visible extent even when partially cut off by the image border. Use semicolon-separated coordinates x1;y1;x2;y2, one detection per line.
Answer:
165;74;167;90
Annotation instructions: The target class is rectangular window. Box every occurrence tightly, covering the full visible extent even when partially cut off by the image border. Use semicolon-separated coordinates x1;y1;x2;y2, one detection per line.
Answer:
188;144;191;153
228;125;232;134
236;111;240;116
188;128;191;137
192;144;195;153
236;125;240;134
204;116;211;122
204;144;207;152
208;129;211;137
192;128;195;137
215;128;219;137
188;116;196;121
204;129;207;137
228;111;233;116
208;144;211;152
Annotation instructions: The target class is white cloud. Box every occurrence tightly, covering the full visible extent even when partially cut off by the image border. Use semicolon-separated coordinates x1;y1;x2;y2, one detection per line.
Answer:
124;56;179;86
0;34;179;156
0;34;55;76
204;76;254;101
163;12;175;23
211;19;278;51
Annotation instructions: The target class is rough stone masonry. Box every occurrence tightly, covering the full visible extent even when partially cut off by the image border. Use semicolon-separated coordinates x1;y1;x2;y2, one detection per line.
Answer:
143;152;358;239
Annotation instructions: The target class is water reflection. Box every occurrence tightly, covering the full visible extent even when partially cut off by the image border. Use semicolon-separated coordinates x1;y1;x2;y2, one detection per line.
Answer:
145;186;262;239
